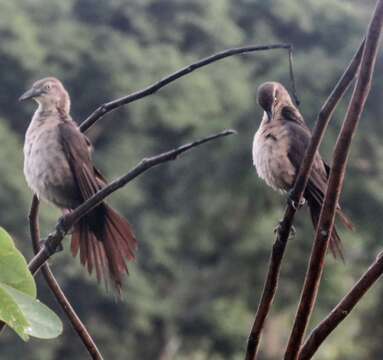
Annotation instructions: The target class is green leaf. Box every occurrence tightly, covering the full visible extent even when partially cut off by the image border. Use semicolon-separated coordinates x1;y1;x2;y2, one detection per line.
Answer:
0;283;63;340
0;227;36;297
0;285;30;341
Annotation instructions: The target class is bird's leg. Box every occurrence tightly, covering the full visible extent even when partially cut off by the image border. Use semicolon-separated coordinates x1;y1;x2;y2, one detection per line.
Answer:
287;190;306;210
41;217;67;255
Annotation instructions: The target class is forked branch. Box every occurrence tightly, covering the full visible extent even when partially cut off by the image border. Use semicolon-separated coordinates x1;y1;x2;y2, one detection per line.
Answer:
299;252;383;359
29;196;103;360
244;38;365;360
80;44;297;132
285;1;383;359
28;129;236;275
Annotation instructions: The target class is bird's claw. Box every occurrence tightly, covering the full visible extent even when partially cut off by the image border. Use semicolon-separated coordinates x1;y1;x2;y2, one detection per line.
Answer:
288;190;306;210
274;221;296;239
56;216;67;237
274;221;282;234
40;217;67;256
40;237;63;255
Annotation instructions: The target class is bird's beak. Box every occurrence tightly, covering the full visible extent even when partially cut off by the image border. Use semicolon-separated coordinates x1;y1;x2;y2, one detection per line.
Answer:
19;88;42;102
266;110;272;121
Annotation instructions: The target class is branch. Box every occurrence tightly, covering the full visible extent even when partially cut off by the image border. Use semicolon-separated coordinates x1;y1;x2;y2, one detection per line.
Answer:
299;251;383;359
284;2;383;359
29;196;103;360
28;129;236;275
79;44;297;132
244;38;365;360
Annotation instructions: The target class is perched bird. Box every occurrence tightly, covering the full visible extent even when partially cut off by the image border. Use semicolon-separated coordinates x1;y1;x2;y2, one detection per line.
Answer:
252;81;353;259
20;77;137;292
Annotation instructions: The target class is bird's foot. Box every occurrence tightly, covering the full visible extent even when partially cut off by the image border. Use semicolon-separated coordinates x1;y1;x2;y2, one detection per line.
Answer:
41;217;67;256
274;221;296;240
40;237;63;255
55;216;67;238
288;190;306;210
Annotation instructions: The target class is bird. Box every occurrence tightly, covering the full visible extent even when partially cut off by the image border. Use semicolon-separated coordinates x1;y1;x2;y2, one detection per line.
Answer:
20;77;137;293
252;81;353;259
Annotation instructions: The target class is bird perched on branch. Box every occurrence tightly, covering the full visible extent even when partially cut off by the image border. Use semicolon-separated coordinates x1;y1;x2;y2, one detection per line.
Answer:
20;77;137;293
252;81;353;259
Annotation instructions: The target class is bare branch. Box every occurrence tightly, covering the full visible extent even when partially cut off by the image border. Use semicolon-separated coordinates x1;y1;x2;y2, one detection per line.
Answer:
29;196;103;360
79;44;297;132
244;38;365;360
28;129;236;275
299;252;383;360
285;2;383;359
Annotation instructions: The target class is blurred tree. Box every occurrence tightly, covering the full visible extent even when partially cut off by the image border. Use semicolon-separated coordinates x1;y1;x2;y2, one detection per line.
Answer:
0;1;382;359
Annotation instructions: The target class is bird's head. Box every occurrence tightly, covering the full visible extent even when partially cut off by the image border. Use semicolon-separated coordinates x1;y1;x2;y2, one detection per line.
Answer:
19;77;70;114
257;81;293;121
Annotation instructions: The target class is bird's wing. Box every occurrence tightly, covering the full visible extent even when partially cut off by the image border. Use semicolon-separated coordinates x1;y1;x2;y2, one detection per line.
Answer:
323;160;331;178
58;122;103;200
282;105;332;192
281;105;307;126
285;120;329;197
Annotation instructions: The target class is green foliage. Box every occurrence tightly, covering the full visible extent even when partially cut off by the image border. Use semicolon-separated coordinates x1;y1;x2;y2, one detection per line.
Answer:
0;1;382;359
0;285;31;341
0;227;36;297
0;228;62;341
0;284;63;340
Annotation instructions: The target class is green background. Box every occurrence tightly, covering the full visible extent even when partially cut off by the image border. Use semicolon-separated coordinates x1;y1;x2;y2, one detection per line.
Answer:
0;0;381;359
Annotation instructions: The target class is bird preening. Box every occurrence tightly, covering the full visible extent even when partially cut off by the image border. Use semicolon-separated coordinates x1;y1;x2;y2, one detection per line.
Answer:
19;77;353;295
252;81;353;259
20;77;137;293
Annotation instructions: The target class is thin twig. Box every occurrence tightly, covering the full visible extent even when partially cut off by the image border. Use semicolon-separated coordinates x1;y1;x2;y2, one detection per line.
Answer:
28;129;236;275
79;44;296;132
284;2;383;359
244;40;365;360
29;196;103;360
20;43;266;345
288;46;300;106
299;252;383;360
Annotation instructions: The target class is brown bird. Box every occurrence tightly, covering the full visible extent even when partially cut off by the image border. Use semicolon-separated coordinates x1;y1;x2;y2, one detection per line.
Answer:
252;81;353;259
20;77;137;292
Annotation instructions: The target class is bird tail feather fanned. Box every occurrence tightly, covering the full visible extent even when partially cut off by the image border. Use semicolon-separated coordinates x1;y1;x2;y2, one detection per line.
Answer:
307;195;353;261
71;203;137;294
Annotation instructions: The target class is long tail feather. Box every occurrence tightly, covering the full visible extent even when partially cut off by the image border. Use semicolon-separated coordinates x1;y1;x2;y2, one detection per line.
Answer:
307;196;344;260
336;208;354;231
71;203;137;293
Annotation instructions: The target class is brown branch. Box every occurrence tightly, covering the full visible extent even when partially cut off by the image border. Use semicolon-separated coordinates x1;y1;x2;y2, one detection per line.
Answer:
299;252;383;360
29;196;103;360
79;44;297;132
28;129;235;275
18;42;266;345
244;39;365;360
284;2;383;359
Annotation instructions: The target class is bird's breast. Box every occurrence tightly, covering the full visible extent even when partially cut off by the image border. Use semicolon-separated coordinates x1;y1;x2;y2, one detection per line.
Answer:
252;123;295;192
24;119;77;208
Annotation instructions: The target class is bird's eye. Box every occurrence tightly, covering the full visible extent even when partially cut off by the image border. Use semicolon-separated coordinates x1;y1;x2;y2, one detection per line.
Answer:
44;84;51;91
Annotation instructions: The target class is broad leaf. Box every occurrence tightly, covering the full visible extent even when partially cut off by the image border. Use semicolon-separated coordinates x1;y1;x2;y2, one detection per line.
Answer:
0;227;36;297
0;283;63;340
0;285;30;341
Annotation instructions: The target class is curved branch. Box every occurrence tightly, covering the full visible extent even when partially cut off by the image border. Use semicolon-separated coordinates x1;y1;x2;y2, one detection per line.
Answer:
285;2;383;359
79;44;296;132
29;196;103;360
299;252;383;360
244;39;365;360
28;129;236;275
